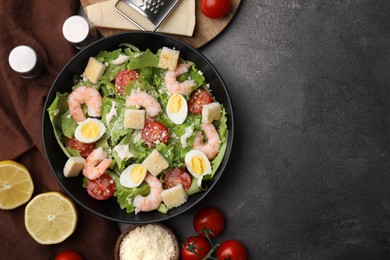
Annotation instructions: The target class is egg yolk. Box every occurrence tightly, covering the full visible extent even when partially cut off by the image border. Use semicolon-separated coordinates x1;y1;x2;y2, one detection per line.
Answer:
81;122;101;138
130;165;146;183
190;155;206;176
168;94;182;113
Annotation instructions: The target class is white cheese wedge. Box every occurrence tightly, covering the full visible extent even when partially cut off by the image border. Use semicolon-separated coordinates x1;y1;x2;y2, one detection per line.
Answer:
86;0;196;36
83;57;106;84
142;149;169;176
161;184;188;209
63;157;85;177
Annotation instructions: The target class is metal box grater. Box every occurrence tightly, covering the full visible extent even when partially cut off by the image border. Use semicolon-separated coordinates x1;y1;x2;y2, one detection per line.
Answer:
114;0;181;32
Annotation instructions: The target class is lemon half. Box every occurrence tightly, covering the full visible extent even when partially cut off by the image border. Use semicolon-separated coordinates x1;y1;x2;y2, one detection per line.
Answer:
0;160;34;210
24;192;78;244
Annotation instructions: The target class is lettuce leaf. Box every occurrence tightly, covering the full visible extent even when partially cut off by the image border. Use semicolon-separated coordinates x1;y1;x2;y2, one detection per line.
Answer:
113;178;150;213
101;97;130;147
127;49;159;70
47;92;72;157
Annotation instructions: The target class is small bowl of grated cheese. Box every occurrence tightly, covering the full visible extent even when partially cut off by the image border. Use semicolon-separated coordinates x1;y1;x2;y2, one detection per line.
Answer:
115;223;179;260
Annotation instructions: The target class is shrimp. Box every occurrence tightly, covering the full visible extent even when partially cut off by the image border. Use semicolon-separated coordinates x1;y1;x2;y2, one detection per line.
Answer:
133;173;163;214
193;122;221;160
68;86;103;123
83;147;112;180
125;91;162;117
165;63;195;95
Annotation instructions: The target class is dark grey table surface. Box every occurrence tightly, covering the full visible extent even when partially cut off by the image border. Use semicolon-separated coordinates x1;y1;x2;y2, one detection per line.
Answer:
165;1;390;259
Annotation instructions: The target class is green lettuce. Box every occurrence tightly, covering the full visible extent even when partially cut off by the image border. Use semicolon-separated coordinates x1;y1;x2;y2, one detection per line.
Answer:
113;176;151;213
47;92;72;157
127;49;159;70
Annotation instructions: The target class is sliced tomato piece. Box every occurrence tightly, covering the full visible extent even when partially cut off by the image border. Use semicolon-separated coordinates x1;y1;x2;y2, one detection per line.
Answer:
163;168;192;191
114;69;138;95
66;137;95;158
86;173;115;200
188;88;213;114
141;119;170;148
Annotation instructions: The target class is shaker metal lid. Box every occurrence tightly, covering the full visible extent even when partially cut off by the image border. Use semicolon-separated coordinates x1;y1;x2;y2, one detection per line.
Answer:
8;45;37;73
62;15;90;44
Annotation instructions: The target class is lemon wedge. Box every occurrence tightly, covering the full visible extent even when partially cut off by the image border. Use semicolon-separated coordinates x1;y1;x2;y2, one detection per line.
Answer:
0;160;34;210
24;192;78;244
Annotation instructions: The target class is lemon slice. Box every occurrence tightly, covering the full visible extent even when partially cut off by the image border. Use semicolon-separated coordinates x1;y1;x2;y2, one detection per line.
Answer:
0;160;34;210
24;192;78;244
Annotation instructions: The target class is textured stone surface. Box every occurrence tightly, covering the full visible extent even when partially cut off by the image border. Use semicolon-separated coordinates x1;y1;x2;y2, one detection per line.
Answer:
166;1;390;259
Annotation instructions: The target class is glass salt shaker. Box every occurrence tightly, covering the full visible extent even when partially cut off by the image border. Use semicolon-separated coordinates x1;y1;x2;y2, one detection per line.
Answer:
62;15;99;50
8;45;43;79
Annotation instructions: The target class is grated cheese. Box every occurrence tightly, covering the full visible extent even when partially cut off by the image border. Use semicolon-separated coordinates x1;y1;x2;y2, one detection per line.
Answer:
119;224;176;260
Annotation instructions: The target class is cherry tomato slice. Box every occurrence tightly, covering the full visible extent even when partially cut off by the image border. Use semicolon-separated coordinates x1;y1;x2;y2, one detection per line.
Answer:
163;168;192;191
181;236;211;260
188;88;213;114
66;137;95;158
141;119;170;148
115;69;138;95
54;250;83;260
193;206;225;238
86;173;115;200
201;0;231;19
217;239;247;260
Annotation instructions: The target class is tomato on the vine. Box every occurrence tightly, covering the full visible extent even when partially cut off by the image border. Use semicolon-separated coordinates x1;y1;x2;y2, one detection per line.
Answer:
193;206;225;238
181;235;211;260
54;250;83;260
217;239;247;260
200;0;231;19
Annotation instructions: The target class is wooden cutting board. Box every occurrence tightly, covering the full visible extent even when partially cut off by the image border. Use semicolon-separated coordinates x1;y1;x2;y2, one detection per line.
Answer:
80;0;241;49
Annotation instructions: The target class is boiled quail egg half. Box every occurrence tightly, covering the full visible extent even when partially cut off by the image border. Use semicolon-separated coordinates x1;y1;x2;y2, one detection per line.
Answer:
74;118;106;143
120;164;147;188
166;94;188;125
185;150;211;179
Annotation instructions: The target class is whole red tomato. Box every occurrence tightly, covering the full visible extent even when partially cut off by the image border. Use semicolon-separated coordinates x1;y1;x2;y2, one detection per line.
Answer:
217;240;247;260
200;0;231;19
54;250;83;260
193;206;225;238
181;236;211;260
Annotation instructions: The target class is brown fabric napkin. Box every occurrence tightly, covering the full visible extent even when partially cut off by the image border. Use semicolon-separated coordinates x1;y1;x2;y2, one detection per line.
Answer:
0;1;120;258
